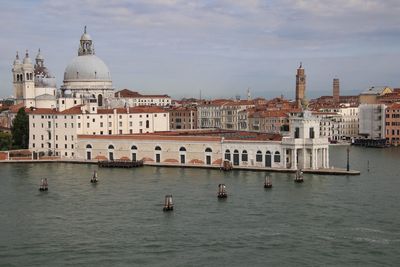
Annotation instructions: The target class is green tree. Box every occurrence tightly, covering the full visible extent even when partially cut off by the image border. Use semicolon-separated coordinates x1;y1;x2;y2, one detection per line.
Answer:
11;107;29;149
0;132;12;151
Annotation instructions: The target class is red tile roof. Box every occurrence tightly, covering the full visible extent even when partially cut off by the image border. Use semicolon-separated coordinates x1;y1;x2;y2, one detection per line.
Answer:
78;129;282;142
115;89;170;98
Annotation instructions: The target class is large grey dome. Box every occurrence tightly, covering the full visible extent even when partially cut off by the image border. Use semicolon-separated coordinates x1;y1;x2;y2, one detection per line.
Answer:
63;55;111;81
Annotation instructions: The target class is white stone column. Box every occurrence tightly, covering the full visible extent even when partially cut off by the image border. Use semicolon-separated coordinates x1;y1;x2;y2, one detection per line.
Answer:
326;147;329;168
283;149;286;169
323;148;327;168
311;149;315;169
293;148;297;170
315;148;319;169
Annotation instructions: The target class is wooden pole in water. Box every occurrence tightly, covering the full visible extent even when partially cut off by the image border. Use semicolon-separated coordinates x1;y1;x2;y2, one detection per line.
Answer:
346;146;350;172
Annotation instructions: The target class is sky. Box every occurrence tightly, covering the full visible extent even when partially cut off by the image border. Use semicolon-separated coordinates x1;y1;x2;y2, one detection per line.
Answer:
1;0;400;100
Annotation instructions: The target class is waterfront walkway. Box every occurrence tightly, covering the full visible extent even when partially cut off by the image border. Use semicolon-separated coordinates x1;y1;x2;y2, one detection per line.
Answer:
0;158;360;175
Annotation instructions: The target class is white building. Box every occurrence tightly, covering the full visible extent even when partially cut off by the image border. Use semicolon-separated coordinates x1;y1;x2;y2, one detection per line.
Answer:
28;104;169;158
109;89;171;108
198;100;255;129
358;103;386;139
75;111;329;170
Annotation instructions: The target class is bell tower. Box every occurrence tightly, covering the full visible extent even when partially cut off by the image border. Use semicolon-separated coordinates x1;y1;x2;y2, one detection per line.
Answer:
12;52;24;103
22;50;35;107
78;26;94;56
295;62;306;108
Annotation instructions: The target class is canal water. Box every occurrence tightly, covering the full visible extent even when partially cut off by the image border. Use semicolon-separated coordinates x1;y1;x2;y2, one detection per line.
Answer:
0;146;399;266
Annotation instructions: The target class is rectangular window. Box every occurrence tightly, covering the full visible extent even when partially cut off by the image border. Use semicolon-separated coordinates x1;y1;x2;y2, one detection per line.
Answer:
65;135;67;141
33;143;35;148
129;122;132;127
295;127;300;139
309;127;315;139
56;144;58;148
109;130;112;134
100;122;103;127
65;144;67;149
33;123;35;128
108;122;112;127
119;121;122;127
119;130;122;134
64;123;67;128
33;135;35;140
78;123;81;128
41;135;44;140
87;123;90;128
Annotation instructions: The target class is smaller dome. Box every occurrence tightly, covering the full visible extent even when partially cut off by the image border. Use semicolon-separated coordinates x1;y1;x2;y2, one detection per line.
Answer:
23;50;32;64
81;33;92;41
36;49;44;60
13;53;21;65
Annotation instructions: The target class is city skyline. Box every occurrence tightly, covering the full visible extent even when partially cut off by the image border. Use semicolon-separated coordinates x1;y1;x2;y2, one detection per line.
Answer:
1;0;400;99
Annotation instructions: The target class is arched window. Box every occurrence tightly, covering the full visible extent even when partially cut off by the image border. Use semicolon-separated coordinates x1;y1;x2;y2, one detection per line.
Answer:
86;144;92;149
256;150;262;162
98;94;103;107
274;151;281;163
242;150;248;162
234;149;239;153
146;120;150;128
131;145;137;161
179;147;186;152
108;145;114;150
205;148;212;152
155;146;161;151
225;149;231;160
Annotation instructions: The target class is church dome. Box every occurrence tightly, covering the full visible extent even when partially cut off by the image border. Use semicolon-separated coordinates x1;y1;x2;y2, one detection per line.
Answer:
80;32;92;41
63;54;111;81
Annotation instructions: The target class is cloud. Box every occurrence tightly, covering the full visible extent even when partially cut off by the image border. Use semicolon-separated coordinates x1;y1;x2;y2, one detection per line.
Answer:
1;0;400;99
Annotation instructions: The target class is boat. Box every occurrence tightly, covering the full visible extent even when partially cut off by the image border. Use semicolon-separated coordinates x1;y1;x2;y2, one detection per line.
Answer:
163;195;174;211
264;176;272;188
90;170;98;183
294;169;304;183
217;184;227;198
39;178;48;191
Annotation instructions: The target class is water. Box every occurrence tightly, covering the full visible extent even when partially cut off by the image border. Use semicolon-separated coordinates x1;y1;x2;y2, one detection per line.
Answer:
1;146;400;266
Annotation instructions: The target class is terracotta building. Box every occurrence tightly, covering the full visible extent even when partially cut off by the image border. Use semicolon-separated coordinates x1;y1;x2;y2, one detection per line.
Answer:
385;103;400;146
169;106;198;130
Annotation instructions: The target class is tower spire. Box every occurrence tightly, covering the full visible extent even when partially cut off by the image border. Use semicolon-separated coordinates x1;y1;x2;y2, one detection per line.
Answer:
84;25;87;34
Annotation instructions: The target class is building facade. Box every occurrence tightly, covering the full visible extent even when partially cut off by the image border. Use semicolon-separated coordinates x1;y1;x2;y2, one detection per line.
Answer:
111;89;171;108
385;103;400;146
29;105;169;158
169;106;197;130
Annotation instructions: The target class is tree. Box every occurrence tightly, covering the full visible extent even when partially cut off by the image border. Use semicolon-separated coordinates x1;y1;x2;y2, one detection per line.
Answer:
0;132;12;151
11;107;29;149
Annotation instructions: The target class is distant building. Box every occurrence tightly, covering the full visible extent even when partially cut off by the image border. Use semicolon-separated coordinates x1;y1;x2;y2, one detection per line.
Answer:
169;106;197;130
358;103;386;140
197;99;255;129
111;89;171;108
385;103;400;146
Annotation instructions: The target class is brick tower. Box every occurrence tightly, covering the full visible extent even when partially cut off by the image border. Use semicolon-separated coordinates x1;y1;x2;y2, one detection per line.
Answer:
333;78;340;103
295;62;306;108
